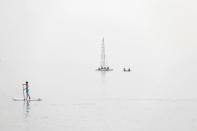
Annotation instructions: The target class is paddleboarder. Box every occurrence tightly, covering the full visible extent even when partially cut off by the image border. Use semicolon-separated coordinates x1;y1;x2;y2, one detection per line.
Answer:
23;81;31;100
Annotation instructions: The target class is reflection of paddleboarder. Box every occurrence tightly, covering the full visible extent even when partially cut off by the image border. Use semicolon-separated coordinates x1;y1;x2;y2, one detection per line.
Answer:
23;81;31;100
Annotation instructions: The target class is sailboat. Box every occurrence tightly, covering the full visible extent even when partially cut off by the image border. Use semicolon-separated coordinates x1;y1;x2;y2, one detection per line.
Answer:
96;38;113;71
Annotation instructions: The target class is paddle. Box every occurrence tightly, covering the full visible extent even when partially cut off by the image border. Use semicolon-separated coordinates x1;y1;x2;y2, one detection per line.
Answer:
22;84;25;101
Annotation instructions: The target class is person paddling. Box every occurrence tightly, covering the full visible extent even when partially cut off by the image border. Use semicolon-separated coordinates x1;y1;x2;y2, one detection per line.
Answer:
23;81;31;100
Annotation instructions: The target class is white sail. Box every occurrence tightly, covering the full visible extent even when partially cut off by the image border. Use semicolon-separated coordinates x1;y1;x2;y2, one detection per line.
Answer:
101;37;105;67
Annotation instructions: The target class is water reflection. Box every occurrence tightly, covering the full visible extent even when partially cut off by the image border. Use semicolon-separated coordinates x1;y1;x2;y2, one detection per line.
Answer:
22;100;31;131
99;72;107;130
23;101;31;118
100;71;106;77
100;72;106;84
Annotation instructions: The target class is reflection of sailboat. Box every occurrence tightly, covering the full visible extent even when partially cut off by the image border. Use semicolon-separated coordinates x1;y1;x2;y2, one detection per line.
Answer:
96;38;113;71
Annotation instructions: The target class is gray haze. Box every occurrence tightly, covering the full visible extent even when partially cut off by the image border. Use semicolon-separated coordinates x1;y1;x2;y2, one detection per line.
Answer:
1;0;197;131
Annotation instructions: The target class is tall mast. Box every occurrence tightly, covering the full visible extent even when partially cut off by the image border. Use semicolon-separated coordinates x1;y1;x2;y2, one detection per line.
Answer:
101;37;105;67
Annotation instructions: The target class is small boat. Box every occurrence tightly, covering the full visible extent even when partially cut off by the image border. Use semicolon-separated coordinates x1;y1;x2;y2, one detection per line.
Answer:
123;68;131;72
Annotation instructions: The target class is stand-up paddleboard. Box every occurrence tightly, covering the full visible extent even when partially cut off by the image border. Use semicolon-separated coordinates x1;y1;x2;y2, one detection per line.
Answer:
13;83;42;102
13;98;42;101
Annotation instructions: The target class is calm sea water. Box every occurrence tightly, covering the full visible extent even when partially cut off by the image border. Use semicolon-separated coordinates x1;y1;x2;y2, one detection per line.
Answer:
0;59;197;131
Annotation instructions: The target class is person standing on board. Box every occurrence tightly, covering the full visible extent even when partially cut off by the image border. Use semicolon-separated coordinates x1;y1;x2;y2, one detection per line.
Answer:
23;81;31;100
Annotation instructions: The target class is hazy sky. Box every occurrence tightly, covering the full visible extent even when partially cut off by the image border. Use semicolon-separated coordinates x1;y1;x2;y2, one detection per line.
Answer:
0;0;197;66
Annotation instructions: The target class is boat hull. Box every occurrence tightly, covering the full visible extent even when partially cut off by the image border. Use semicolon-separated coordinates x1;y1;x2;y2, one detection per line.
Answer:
96;69;113;71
